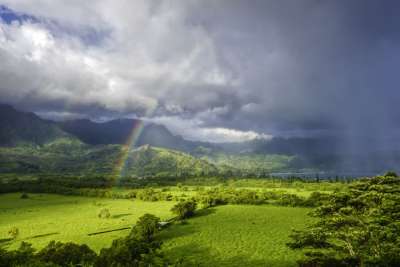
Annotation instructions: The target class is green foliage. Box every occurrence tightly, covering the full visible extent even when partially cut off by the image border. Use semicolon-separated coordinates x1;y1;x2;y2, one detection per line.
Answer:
37;241;97;266
96;213;165;267
0;144;226;178
130;214;161;242
0;242;41;267
384;171;398;177
8;227;19;240
96;234;165;267
194;187;330;208
0;214;166;267
199;151;295;174
98;208;111;219
287;175;400;266
171;200;197;220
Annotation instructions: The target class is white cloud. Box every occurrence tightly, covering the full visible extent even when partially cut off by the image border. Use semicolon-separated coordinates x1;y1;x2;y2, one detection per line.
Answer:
1;0;400;145
146;115;272;143
0;0;236;116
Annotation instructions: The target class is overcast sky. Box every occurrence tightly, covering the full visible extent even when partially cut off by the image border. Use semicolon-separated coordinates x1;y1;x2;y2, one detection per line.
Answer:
0;1;399;143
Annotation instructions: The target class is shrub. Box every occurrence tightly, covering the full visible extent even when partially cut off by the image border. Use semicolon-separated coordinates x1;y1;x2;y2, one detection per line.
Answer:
8;227;19;240
98;208;110;219
384;171;398;177
20;192;29;199
96;235;164;267
171;200;197;220
276;194;306;207
130;214;160;242
37;241;97;266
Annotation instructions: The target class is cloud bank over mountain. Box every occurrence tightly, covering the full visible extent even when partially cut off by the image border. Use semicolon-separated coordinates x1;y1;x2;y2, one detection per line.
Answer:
0;1;399;144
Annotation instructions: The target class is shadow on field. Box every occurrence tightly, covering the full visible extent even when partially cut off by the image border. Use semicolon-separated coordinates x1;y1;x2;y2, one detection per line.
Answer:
0;237;13;248
193;208;216;218
165;243;293;267
159;208;217;241
112;213;132;219
25;232;60;240
158;223;197;240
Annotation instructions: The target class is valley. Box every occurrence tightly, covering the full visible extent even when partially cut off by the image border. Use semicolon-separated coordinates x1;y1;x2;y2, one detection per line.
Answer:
0;104;399;266
0;181;326;266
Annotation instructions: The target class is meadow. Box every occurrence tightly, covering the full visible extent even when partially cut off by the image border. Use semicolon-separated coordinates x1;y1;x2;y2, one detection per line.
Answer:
0;193;175;251
0;189;315;266
160;205;312;267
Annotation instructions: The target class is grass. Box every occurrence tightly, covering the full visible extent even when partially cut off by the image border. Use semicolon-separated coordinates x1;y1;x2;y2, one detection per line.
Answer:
0;192;315;266
0;193;176;251
160;205;313;267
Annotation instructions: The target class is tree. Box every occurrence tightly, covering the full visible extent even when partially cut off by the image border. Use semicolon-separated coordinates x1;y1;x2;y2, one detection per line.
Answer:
0;242;36;267
171;200;197;220
287;175;400;266
97;213;165;267
98;208;110;219
130;213;160;242
96;235;164;267
37;241;97;266
8;227;19;240
384;171;398;177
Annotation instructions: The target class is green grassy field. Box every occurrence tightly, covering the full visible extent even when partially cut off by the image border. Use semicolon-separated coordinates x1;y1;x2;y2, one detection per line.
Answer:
160;205;313;267
0;193;175;251
0;192;314;266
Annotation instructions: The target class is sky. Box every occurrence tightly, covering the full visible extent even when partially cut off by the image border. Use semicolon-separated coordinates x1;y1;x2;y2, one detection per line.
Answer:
0;0;399;144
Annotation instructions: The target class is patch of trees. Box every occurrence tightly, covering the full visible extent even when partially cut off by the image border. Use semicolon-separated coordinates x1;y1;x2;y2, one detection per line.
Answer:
287;173;400;266
0;214;166;267
0;175;338;208
194;188;330;208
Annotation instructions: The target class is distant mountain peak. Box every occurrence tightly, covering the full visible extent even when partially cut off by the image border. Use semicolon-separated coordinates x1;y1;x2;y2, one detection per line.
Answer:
0;104;74;146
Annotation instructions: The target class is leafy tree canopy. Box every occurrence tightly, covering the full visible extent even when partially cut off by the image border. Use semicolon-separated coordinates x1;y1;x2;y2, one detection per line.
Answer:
171;200;197;220
288;175;400;266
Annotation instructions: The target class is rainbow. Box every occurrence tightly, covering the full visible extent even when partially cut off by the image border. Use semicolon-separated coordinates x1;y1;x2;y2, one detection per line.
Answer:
112;104;157;182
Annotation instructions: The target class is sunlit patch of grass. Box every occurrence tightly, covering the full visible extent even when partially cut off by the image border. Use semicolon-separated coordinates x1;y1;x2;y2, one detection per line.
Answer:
160;205;313;267
0;193;176;251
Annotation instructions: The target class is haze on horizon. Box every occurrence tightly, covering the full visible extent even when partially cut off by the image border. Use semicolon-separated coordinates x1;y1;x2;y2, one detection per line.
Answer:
0;0;399;148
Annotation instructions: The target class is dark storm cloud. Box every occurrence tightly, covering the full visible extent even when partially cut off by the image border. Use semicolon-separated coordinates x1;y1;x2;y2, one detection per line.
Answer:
185;1;400;135
0;0;399;143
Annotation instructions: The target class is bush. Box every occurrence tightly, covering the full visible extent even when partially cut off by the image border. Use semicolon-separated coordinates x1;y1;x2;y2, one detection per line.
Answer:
8;227;19;240
276;194;306;207
384;171;398;177
171;200;197;220
96;235;164;267
20;192;29;199
37;241;97;266
98;208;110;219
130;214;160;242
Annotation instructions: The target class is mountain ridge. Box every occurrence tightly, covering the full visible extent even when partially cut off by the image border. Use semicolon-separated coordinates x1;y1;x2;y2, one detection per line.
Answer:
1;104;399;175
